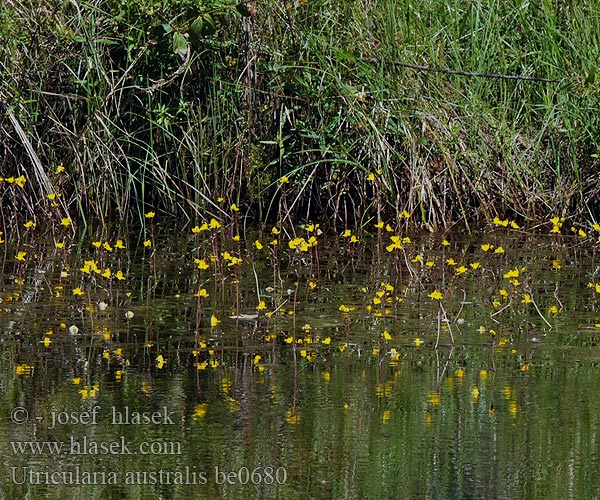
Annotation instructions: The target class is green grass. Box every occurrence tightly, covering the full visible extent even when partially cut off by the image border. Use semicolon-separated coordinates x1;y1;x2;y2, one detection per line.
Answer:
1;0;599;230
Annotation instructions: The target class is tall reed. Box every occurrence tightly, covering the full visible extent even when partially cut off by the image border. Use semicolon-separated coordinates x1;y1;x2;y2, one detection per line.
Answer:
1;0;598;229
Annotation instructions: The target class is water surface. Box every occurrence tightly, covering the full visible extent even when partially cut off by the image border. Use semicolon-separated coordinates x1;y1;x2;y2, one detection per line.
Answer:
1;228;600;499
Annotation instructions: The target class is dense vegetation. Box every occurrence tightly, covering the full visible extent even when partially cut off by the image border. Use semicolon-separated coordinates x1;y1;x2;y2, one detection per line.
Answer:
1;0;599;230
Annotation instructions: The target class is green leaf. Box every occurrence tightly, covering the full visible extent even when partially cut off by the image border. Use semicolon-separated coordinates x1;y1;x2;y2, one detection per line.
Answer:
172;31;189;58
201;14;217;36
189;16;204;41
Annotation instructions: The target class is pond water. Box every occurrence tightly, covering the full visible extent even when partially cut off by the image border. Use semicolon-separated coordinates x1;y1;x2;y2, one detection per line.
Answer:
1;222;600;499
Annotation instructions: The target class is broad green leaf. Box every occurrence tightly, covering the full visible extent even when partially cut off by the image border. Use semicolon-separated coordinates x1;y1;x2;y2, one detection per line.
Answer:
189;16;204;40
172;31;189;58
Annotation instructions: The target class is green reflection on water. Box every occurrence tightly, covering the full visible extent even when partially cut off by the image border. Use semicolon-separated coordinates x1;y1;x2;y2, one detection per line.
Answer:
1;231;600;499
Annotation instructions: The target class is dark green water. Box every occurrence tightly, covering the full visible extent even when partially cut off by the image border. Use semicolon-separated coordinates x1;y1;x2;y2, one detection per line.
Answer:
1;229;600;499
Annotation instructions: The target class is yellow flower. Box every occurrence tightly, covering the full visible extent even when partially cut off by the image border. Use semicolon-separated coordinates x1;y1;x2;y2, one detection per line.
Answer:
209;218;221;229
16;364;34;376
284;407;300;425
56;165;65;174
61;217;71;226
73;287;84;296
386;235;402;252
521;293;533;304
442;239;450;246
446;258;456;266
339;304;351;313
367;172;376;181
374;221;384;229
115;270;126;280
382;330;392;340
503;269;519;279
552;260;561;270
223;253;243;266
230;203;240;212
195;258;209;270
342;229;352;238
427;392;441;406
15;175;26;188
469;262;480;269
143;239;151;247
257;300;267;310
510;221;520;229
115;239;125;249
103;242;113;251
481;243;492;252
101;268;111;279
493;216;509;227
321;336;331;345
15;251;27;261
494;246;505;254
280;175;290;184
92;241;102;248
548;305;558;314
428;290;443;300
456;265;468;275
211;315;221;327
145;211;155;218
254;240;263;250
271;226;281;235
156;354;165;369
24;220;36;228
